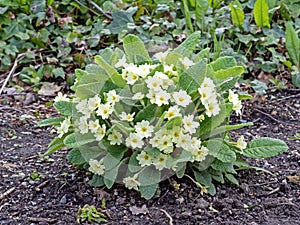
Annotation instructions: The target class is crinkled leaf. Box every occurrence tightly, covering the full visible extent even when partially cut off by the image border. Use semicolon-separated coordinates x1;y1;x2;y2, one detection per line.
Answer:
139;167;161;199
179;59;212;94
242;137;288;158
63;133;95;148
67;148;85;164
209;56;237;71
89;174;104;187
166;31;201;65
199;103;231;139
208;168;224;183
214;66;244;81
95;55;126;87
128;151;141;173
211;159;237;174
175;163;186;178
206;139;236;163
134;104;157;122
75;73;108;99
123;34;151;64
104;162;121;189
53;101;74;116
107;11;134;34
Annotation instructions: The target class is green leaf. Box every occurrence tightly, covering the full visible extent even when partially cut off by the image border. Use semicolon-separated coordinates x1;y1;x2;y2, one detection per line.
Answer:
128;151;141;173
199;103;231;139
214;66;244;81
104;162;121;189
208;0;222;8
206;139;236;163
164;116;182;130
89;174;105;187
52;67;65;79
292;72;300;88
139;184;159;200
107;11;134;34
229;0;244;25
53;101;74;116
253;0;270;28
0;6;8;14
67;148;86;164
242;137;288;158
195;0;209;29
75;73;108;99
94;55;126;87
123;34;151;64
193;170;216;195
286;22;300;66
183;0;194;32
37;116;65;127
219;76;240;93
44;136;65;155
209;56;237;71
225;173;239;185
208;168;224;183
179;60;212;94
134;104;157;122
225;122;253;131
166;31;201;65
211;159;237;174
138;167;161;199
175;163;186;178
63;133;95;148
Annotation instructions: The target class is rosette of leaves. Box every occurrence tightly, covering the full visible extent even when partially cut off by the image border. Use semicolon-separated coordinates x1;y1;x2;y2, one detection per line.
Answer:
39;32;288;199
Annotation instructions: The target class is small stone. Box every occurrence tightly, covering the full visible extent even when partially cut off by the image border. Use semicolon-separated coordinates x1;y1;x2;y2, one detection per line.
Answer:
196;199;210;209
271;110;277;115
60;195;67;204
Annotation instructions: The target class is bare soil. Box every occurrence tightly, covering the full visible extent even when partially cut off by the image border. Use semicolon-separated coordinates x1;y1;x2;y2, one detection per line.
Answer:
0;90;299;225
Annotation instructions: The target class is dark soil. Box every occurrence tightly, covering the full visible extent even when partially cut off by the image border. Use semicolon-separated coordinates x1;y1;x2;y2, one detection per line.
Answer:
0;90;300;225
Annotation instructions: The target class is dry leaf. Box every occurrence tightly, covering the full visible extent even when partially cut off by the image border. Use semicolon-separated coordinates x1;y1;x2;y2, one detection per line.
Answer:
129;204;149;215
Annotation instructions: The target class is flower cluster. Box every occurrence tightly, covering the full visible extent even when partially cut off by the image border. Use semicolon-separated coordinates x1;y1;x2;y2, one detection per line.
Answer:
42;34;288;199
228;90;243;115
198;77;221;117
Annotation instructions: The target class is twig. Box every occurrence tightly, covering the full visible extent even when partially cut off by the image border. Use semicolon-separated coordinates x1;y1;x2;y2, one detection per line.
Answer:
253;108;300;128
276;93;300;102
0;187;16;200
286;104;300;114
74;0;100;16
267;187;280;195
160;209;173;225
277;202;299;208
0;54;25;95
34;179;50;191
28;217;57;223
248;180;278;187
88;0;112;20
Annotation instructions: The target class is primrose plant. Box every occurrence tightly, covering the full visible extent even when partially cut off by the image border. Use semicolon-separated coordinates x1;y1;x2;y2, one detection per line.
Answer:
39;32;288;199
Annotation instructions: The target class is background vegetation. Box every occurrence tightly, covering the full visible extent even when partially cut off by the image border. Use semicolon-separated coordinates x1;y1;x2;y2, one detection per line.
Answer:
0;0;300;92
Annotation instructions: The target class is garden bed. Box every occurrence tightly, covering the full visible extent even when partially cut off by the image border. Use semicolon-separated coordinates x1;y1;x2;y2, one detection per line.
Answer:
0;89;299;224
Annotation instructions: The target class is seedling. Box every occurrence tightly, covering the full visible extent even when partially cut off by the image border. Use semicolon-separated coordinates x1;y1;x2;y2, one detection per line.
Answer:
77;204;106;223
